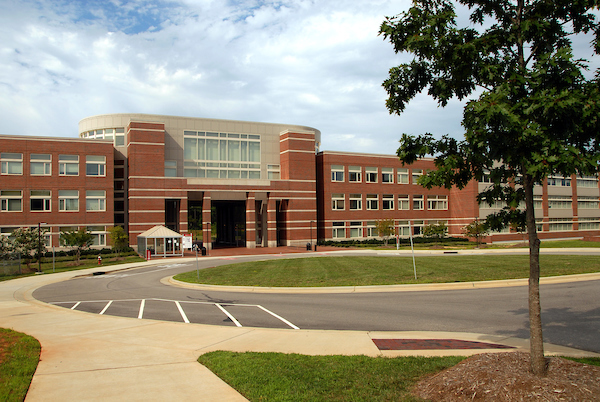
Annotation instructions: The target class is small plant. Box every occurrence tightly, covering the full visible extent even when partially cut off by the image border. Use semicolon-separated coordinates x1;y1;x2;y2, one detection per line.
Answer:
60;228;94;265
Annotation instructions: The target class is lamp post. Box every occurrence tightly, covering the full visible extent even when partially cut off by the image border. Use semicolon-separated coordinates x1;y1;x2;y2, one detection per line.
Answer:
38;222;46;272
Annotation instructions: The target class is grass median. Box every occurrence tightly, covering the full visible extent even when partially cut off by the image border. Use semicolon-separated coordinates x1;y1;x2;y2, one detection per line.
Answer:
175;255;600;287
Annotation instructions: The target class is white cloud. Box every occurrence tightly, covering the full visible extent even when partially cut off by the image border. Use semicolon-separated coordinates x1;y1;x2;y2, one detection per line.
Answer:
0;0;597;155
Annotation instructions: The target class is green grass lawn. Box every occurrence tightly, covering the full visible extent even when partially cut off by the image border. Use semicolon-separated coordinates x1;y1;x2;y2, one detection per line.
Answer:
0;329;40;402
175;255;600;287
198;351;465;401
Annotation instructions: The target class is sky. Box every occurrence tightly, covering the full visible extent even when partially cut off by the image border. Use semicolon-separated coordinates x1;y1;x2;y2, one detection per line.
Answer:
0;0;598;155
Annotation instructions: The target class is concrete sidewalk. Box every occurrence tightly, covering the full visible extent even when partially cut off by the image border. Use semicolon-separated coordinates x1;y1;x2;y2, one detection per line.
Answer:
1;252;598;401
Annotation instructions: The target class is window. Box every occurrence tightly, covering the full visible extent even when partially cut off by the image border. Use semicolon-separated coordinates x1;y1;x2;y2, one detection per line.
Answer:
86;190;106;211
413;220;424;236
348;166;361;182
165;161;177;177
579;217;600;230
398;195;409;210
382;194;394;210
350;222;362;238
87;226;107;246
397;168;409;184
30;154;51;175
578;196;599;209
534;196;543;209
576;175;598;188
397;221;410;237
331;165;344;182
365;167;377;183
427;195;448;210
115;128;125;146
332;222;345;238
366;221;378;237
59;226;78;246
30;190;51;212
1;153;23;175
59;155;79;176
332;193;345;210
382;168;394;183
413;195;424;210
547;176;571;187
549;218;572;231
267;165;280;180
349;194;362;210
479;170;493;183
59;190;79;211
1;190;22;212
548;195;572;209
412;169;423;185
86;156;106;176
367;194;378;210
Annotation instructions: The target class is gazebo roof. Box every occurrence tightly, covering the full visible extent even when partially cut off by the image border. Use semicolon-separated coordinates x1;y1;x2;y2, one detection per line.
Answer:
137;225;182;239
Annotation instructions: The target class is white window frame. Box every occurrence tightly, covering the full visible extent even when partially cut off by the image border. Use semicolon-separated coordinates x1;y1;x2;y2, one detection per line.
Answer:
348;166;361;182
411;169;423;185
397;168;409;184
86;190;106;212
427;195;448;210
349;221;362;238
1;190;23;212
366;221;378;237
165;160;177;177
87;226;107;246
547;176;571;187
86;155;106;177
366;194;378;210
381;168;394;184
30;190;51;212
332;222;345;238
549;218;573;231
331;165;344;182
349;194;362;210
59;155;79;176
397;221;411;237
1;153;23;175
548;195;572;209
413;195;424;210
59;190;79;212
30;154;51;176
331;193;345;210
578;217;600;230
365;167;378;183
398;195;410;210
577;196;599;209
382;194;394;210
576;175;598;188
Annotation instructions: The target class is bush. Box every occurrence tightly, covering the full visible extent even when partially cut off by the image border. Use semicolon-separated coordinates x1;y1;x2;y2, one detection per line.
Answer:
318;237;468;247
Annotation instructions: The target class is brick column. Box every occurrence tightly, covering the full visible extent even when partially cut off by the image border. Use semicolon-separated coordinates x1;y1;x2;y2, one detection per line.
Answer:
246;192;256;248
202;192;212;250
267;196;277;248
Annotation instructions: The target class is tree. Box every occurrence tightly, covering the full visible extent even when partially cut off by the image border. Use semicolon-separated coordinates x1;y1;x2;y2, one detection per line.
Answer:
108;226;129;254
380;0;600;376
61;228;94;265
375;219;395;245
463;219;489;248
11;228;47;271
423;222;448;239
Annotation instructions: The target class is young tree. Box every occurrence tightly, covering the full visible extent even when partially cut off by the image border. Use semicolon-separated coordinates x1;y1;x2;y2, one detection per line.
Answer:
423;222;448;240
463;220;489;248
108;226;129;254
11;228;47;271
61;228;94;265
375;219;395;245
380;0;600;376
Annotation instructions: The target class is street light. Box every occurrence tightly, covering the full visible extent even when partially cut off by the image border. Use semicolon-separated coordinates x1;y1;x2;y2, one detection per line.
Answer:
38;222;46;272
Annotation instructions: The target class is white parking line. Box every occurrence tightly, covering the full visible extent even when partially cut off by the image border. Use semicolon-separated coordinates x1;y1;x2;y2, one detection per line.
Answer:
175;301;190;323
138;299;145;319
257;305;300;329
99;300;113;315
71;302;81;310
215;304;242;327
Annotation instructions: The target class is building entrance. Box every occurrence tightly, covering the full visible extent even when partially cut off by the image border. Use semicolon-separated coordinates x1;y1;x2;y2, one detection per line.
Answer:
211;201;246;247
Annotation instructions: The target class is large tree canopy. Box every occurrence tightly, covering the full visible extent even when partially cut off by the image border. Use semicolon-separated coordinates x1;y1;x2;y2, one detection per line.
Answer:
380;0;600;376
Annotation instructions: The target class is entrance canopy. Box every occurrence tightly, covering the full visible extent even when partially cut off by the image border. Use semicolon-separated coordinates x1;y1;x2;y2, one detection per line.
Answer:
137;225;183;258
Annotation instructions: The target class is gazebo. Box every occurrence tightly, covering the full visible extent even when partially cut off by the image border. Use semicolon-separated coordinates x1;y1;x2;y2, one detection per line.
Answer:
137;226;183;258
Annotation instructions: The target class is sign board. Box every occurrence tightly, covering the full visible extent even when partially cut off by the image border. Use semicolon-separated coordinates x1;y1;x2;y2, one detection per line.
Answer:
182;234;193;250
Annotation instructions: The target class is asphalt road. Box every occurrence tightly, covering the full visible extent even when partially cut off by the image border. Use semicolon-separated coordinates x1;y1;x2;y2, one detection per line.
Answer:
33;252;600;353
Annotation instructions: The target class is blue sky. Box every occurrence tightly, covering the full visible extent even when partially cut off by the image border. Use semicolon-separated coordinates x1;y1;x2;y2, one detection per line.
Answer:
0;0;598;154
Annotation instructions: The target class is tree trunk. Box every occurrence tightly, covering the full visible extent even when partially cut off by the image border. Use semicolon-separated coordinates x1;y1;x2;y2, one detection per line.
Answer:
524;174;546;376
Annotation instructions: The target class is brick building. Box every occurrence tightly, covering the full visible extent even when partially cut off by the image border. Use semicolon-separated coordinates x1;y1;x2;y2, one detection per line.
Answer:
1;114;599;250
0;134;114;248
